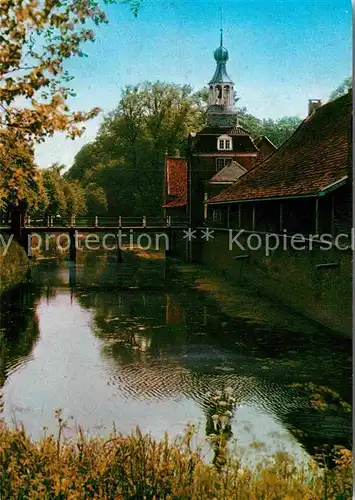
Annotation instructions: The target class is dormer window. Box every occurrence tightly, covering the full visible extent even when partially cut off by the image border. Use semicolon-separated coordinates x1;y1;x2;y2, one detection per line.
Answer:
217;134;232;151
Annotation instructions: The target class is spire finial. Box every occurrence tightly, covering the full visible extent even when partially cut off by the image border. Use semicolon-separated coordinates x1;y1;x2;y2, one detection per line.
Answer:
220;3;223;46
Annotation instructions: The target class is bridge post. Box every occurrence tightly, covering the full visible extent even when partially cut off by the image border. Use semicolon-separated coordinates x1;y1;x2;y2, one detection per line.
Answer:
165;229;177;259
69;228;77;262
118;216;122;228
10;208;23;241
20;231;32;258
95;216;98;227
9;206;35;258
69;261;77;289
189;228;202;263
167;215;171;227
142;216;146;228
116;232;123;263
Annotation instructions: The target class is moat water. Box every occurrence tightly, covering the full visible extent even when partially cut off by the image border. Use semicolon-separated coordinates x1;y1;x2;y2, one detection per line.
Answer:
0;250;352;464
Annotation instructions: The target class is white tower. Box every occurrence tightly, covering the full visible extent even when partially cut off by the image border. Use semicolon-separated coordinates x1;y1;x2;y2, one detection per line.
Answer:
207;30;237;127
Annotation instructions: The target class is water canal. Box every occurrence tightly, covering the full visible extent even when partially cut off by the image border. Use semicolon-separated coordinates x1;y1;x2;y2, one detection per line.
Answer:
0;249;352;465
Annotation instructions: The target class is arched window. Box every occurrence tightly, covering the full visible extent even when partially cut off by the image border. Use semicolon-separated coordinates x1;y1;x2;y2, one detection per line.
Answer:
223;85;230;105
215;85;222;104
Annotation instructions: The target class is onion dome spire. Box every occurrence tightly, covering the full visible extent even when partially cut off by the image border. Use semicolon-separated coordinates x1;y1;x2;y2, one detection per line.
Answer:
209;29;232;84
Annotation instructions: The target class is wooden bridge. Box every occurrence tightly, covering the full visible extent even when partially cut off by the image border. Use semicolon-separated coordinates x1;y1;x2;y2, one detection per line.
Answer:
0;215;190;261
1;215;189;232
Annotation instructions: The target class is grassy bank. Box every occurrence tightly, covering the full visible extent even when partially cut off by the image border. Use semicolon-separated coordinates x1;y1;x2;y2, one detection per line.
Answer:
0;413;352;499
0;233;67;294
0;237;29;293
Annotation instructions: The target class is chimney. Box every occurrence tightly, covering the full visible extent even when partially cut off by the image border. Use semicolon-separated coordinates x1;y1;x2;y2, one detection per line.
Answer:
308;99;322;116
174;148;180;158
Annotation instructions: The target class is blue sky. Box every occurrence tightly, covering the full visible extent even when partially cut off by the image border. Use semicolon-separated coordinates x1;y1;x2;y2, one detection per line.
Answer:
35;0;352;169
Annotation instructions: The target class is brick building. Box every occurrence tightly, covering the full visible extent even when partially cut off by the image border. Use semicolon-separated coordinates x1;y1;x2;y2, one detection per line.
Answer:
207;90;352;237
162;156;188;216
162;30;276;223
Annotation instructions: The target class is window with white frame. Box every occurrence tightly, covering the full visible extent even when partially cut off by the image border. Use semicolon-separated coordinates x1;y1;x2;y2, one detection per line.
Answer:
218;138;225;149
217;134;233;151
215;157;232;171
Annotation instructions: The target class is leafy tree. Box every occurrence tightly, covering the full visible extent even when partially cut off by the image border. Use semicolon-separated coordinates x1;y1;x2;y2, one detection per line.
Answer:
66;82;303;215
329;76;352;101
0;130;47;211
85;182;108;215
41;165;67;219
63;180;87;220
0;0;138;211
247;116;302;147
192;87;209;115
1;0;112;141
38;164;87;221
65;142;100;181
86;161;143;215
67;82;205;215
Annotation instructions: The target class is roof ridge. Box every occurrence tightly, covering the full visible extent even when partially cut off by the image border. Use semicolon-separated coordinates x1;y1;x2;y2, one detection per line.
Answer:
255;135;278;149
212;117;306;200
207;91;351;204
234;123;251;133
209;160;247;184
310;91;351;115
214;159;246;175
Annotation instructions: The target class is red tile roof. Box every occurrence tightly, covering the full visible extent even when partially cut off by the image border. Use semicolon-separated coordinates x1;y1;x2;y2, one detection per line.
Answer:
198;124;251;136
209;160;247;184
166;158;187;196
208;93;351;204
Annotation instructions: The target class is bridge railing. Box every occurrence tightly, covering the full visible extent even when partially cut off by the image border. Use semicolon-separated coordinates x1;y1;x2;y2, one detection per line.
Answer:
169;217;190;227
27;218;44;227
66;215;190;228
23;215;190;228
26;217;70;227
0;217;11;228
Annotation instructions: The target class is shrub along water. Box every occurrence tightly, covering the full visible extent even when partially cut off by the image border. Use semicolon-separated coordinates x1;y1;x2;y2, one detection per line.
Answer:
0;233;65;294
0;398;352;499
0;237;29;293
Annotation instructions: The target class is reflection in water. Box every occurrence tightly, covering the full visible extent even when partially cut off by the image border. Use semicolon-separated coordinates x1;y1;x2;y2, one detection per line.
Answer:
0;252;352;465
0;283;41;414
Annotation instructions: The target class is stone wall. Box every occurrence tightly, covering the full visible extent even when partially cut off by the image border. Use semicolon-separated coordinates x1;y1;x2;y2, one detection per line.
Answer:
199;230;352;336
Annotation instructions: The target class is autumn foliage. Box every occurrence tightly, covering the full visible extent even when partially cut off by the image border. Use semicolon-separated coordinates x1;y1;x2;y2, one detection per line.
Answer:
0;0;134;210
